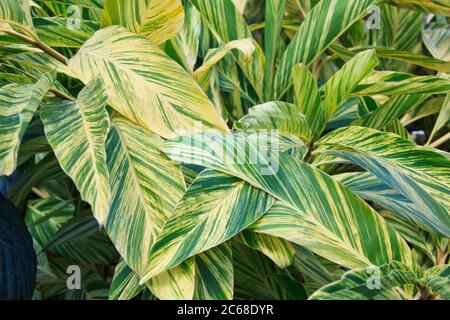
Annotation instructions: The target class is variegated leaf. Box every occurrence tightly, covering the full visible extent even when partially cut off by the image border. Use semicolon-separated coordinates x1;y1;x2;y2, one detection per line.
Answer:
316;126;450;236
0;73;53;176
102;0;184;45
235;101;312;142
141;169;274;282
161;132;413;271
41;79;110;225
68;26;228;139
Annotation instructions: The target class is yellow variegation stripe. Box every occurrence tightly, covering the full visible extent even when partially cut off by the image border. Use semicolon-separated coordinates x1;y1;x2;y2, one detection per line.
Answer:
0;0;35;34
315;126;450;236
41;79;111;225
191;0;266;101
148;259;196;300
141;169;274;282
237;231;295;268
273;0;382;99
160;132;414;272
292;64;322;138
194;242;234;300
102;0;184;45
68;26;228;139
352;71;450;96
309;261;416;300
235;101;312;142
0;73;53;176
320;50;379;133
105;115;185;275
193;38;255;91
386;0;450;16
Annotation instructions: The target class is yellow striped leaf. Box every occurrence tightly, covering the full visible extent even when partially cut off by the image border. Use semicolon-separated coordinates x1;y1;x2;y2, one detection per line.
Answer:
316;126;450;236
0;73;53;176
102;0;184;45
41;79;111;225
160;132;414;271
68;26;228;139
141;169;274;282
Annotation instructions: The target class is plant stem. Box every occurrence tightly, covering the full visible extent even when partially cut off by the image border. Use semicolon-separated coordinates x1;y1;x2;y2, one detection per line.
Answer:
3;29;68;65
428;132;450;149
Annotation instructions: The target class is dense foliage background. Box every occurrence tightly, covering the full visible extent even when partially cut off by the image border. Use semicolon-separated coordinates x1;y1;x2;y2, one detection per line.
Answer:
0;0;449;300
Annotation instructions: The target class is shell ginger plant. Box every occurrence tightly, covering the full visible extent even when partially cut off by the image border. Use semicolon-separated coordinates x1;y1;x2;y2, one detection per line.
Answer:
0;0;449;300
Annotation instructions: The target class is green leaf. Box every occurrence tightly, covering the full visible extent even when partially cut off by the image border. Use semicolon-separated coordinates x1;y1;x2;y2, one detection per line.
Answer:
352;71;450;96
236;231;295;268
386;0;450;16
356;94;428;130
428;94;449;144
101;0;184;45
162;132;414;270
109;260;144;300
68;26;228;139
194;242;234;300
193;38;255;91
274;0;382;99
34;17;99;48
292;64;322;138
422;21;450;62
320;49;379;133
235;101;312;142
105;115;186;277
421;265;450;299
141;169;274;282
0;73;53;176
309;261;417;300
191;0;266;101
316;126;450;237
0;0;35;34
41;79;111;225
264;0;287;99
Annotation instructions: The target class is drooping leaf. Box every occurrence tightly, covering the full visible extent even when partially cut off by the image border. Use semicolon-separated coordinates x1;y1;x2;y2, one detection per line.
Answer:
41;79;111;225
0;73;53;176
316;126;450;237
191;0;266;101
236;231;295;268
193;38;255;91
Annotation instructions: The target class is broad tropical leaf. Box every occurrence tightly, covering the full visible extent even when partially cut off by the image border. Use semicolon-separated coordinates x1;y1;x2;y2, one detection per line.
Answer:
102;0;184;45
194;243;234;300
68;26;228;139
235;101;312;142
315;126;450;236
141;169;274;282
386;0;450;16
41;79;111;225
0;73;53;176
161;132;413;270
274;0;382;99
105;115;185;276
309;261;416;300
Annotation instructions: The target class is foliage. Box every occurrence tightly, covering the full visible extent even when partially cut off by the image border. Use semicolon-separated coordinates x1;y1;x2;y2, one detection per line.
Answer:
0;0;449;300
